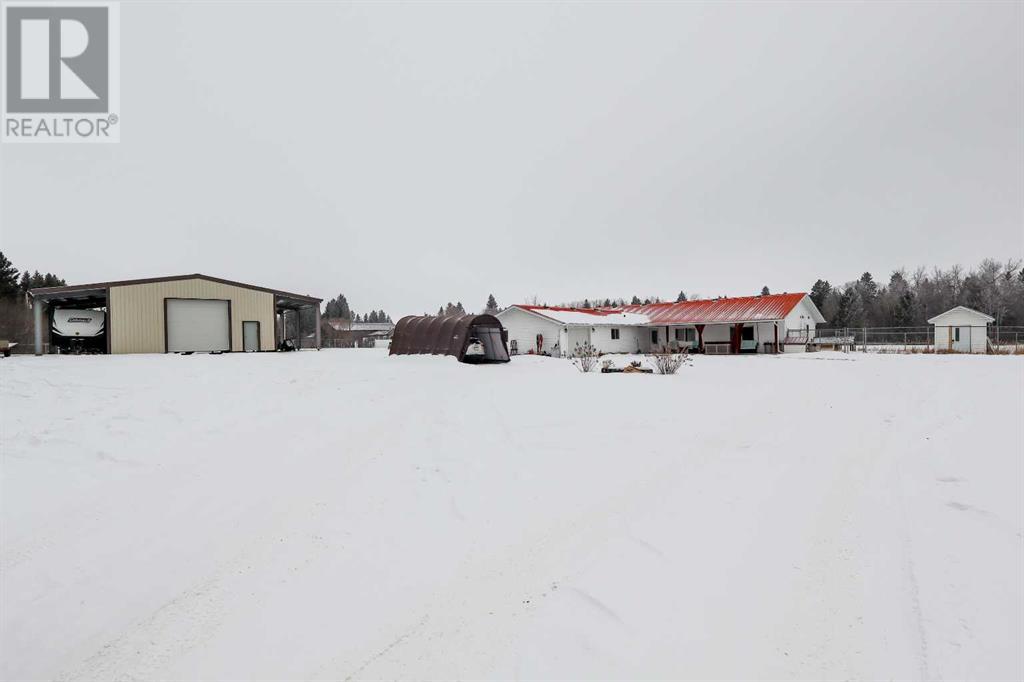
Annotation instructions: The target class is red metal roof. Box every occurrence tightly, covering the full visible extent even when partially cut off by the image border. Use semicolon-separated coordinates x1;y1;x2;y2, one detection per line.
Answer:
625;293;808;324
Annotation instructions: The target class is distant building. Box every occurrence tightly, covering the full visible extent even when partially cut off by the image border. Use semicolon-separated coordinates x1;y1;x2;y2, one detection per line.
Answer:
927;306;994;353
322;318;394;348
496;293;824;356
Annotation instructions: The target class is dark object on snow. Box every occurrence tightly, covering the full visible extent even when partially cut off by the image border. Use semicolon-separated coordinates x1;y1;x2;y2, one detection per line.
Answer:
278;339;297;352
390;314;510;363
601;359;653;374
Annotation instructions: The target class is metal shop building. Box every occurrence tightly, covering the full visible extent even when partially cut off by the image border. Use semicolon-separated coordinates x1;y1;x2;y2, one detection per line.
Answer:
28;274;322;355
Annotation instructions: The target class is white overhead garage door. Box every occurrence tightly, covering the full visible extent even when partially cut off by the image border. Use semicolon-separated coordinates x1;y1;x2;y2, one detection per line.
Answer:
166;299;230;352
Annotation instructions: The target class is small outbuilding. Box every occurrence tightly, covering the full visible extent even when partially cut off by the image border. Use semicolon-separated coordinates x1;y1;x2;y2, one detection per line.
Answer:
390;314;510;363
927;306;994;353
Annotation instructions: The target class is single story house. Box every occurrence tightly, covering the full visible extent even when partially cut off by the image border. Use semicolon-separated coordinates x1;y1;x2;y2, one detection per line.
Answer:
496;306;651;357
497;292;825;356
927;305;994;354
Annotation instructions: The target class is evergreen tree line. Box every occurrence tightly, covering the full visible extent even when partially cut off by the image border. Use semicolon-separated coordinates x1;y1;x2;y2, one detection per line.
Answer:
0;251;69;347
808;259;1024;329
354;310;392;324
437;302;466;316
0;251;66;300
322;293;392;323
558;295;666;309
422;294;501;317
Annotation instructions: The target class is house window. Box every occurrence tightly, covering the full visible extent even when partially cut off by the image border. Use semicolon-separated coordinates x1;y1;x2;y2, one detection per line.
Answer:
954;328;960;342
610;328;620;340
741;326;754;341
510;339;518;354
675;328;694;342
651;330;658;344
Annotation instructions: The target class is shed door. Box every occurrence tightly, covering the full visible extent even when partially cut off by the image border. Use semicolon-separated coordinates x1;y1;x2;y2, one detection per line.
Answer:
242;321;260;352
166;299;230;352
953;326;970;352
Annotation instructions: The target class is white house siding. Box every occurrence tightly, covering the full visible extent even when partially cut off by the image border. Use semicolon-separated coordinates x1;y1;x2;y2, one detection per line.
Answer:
693;323;778;353
636;326;688;353
564;327;591;357
754;321;779;351
499;308;645;357
593;326;643;354
496;307;562;356
784;298;820;338
702;324;731;344
626;322;790;354
635;327;657;353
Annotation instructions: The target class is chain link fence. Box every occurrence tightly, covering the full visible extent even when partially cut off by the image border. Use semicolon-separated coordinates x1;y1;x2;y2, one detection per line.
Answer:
810;326;1024;353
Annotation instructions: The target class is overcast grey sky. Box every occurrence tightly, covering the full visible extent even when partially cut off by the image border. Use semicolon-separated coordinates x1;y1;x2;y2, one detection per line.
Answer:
1;0;1021;317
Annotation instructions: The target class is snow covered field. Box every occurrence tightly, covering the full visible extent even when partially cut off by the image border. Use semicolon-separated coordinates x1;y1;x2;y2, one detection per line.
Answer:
2;350;1021;680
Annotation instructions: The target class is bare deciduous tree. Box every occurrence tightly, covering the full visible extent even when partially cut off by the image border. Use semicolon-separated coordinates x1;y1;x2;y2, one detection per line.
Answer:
647;347;692;375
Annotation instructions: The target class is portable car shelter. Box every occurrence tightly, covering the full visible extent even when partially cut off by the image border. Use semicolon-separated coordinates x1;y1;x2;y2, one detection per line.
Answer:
389;314;510;363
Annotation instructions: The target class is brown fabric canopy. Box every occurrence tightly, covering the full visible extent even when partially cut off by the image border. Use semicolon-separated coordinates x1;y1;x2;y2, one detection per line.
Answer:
390;314;510;363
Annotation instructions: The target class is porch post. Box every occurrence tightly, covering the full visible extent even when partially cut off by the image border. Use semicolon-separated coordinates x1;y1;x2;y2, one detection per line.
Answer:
695;324;705;352
314;304;322;350
33;298;46;356
774;322;779;354
732;323;743;354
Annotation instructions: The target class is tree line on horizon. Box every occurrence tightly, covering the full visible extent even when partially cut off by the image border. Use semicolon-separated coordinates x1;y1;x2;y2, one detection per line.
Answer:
545;258;1024;328
0;251;70;347
417;294;502;318
808;259;1024;329
322;293;392;324
0;251;67;300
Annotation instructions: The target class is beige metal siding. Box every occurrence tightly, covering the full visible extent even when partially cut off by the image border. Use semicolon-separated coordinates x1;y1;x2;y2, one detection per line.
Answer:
109;279;274;353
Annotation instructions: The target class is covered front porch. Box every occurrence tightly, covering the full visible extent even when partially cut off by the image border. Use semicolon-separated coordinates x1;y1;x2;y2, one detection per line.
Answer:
637;321;787;354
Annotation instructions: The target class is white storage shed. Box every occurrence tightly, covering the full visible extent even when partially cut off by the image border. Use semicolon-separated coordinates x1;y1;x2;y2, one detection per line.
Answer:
927;306;994;354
